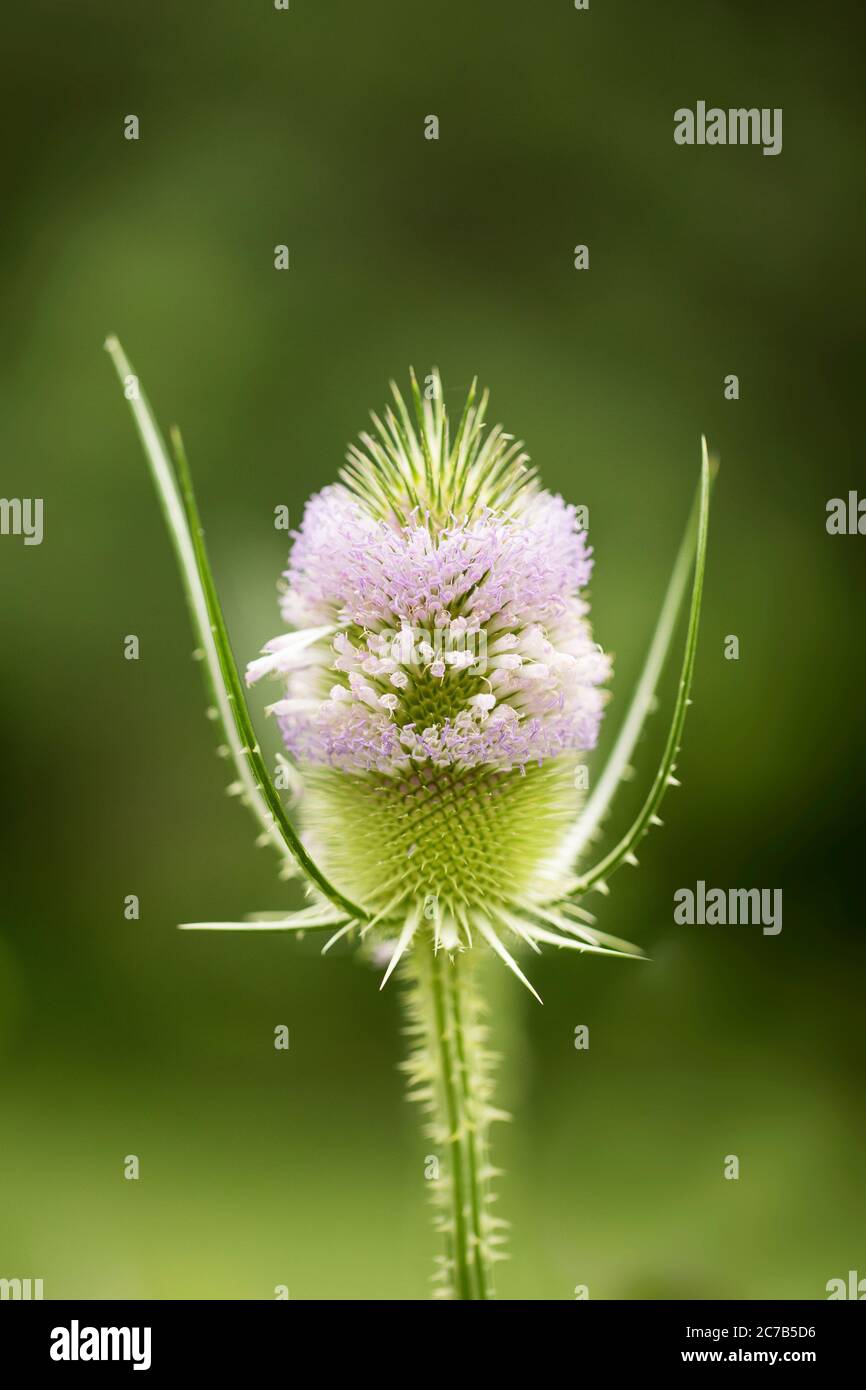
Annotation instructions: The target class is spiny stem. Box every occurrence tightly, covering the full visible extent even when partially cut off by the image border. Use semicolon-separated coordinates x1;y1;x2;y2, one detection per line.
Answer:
428;950;475;1299
446;957;493;1300
402;946;498;1299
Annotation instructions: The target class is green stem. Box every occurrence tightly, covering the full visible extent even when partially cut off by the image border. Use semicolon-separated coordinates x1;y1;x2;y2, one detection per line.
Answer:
446;956;492;1300
429;950;475;1299
402;947;497;1300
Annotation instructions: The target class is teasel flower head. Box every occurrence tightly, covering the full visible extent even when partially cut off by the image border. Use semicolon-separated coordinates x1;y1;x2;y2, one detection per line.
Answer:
246;371;619;990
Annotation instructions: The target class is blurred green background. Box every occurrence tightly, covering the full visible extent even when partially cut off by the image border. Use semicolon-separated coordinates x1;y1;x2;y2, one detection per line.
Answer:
1;0;864;1300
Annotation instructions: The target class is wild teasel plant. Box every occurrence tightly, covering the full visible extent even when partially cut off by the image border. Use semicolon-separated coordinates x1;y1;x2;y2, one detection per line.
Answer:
106;337;713;1300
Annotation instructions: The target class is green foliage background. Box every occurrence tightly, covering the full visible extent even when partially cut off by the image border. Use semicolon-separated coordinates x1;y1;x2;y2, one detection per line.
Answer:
1;0;863;1299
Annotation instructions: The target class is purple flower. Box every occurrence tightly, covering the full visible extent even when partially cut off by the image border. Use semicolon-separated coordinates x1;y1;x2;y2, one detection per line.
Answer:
248;477;610;775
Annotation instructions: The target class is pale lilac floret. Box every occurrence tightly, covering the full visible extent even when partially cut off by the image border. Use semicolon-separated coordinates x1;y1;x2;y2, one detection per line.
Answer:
247;485;611;775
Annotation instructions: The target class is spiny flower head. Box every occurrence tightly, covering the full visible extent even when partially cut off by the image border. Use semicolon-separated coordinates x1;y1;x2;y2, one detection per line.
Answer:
247;371;620;989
